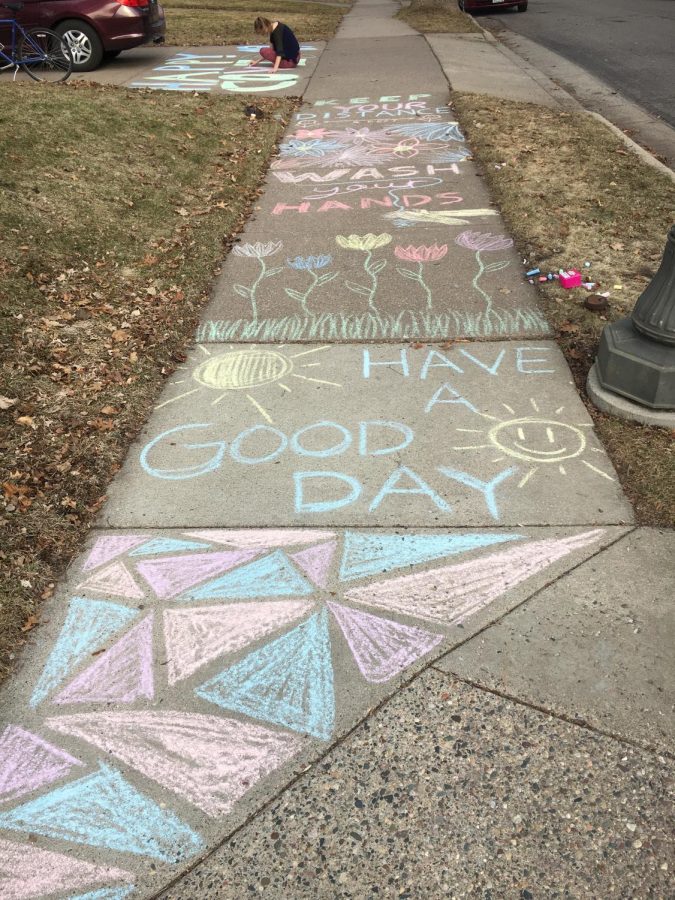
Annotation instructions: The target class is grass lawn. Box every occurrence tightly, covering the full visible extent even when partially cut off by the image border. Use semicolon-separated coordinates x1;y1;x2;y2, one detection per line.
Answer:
397;0;480;33
162;0;349;46
451;93;675;527
0;82;295;683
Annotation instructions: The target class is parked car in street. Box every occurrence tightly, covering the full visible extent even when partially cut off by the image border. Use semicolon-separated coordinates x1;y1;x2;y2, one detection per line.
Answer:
459;0;528;12
0;0;165;71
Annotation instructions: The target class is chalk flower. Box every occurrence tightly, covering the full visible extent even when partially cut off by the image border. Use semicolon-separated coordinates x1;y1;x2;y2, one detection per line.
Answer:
232;241;283;258
455;231;514;252
336;233;392;252
394;244;448;263
280;138;343;158
286;255;333;271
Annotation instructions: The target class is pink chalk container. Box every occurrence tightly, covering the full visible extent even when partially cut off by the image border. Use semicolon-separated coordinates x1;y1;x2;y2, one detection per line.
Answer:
560;269;582;289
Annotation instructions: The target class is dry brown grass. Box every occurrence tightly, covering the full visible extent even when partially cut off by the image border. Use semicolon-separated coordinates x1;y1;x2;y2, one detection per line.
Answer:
397;0;480;34
0;82;295;682
451;92;675;526
162;0;348;45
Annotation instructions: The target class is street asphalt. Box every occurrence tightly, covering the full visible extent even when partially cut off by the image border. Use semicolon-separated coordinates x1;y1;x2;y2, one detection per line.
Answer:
0;3;672;899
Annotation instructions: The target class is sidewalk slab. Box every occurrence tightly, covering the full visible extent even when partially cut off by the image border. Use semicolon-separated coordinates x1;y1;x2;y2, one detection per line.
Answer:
84;44;324;95
162;671;674;900
101;342;632;529
293;93;453;126
439;527;675;753
427;33;571;107
0;528;626;898
304;37;448;101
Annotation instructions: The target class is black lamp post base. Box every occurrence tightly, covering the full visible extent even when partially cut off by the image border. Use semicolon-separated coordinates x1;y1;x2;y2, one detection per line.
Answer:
595;317;675;411
588;364;675;429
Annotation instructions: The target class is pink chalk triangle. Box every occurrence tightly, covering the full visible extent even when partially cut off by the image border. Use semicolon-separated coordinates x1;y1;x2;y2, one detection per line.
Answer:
184;529;335;549
47;711;301;817
328;602;442;683
136;550;258;600
163;600;314;684
290;541;336;588
82;534;149;572
0;725;83;803
0;837;132;900
53;615;154;705
77;560;144;601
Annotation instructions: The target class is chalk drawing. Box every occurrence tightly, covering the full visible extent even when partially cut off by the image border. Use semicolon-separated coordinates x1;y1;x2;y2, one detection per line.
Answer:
386;121;465;142
328;602;442;683
289;540;336;587
184;550;315;601
82;534;148;571
76;560;144;601
336;232;392;311
232;241;283;322
129;537;212;556
394;244;447;309
285;254;339;316
69;887;135;900
163;600;313;683
136;549;258;600
31;598;138;707
48;712;302;817
0;762;203;861
454;230;514;324
53;615;154;706
196;609;335;741
338;531;523;581
0;725;83;803
184;528;335;548
0;838;133;900
345;531;604;624
384;208;498;228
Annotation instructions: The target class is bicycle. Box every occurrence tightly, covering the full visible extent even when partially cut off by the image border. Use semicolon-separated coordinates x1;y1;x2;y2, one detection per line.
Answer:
0;1;72;83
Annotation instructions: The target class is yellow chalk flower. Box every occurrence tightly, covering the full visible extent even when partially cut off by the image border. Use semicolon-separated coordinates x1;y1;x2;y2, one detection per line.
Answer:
336;233;392;252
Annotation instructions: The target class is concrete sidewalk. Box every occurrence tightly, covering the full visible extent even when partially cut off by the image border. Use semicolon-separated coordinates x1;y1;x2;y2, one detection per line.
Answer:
0;3;672;899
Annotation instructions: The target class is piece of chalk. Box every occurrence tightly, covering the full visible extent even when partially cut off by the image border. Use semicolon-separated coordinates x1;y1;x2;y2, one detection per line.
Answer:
526;268;540;277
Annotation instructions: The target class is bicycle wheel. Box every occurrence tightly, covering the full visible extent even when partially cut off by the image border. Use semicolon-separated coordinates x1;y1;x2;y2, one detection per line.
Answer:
18;28;72;83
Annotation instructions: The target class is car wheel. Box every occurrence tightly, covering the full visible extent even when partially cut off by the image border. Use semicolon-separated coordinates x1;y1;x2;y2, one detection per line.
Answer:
56;20;104;71
517;1;528;10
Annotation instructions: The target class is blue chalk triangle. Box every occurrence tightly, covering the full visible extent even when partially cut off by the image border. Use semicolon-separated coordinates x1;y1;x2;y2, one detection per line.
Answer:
0;762;203;863
70;887;135;900
30;598;138;707
129;538;212;557
196;609;334;740
339;532;523;581
185;549;314;601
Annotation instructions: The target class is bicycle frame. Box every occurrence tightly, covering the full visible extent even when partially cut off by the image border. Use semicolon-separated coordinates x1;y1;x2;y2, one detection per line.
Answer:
0;16;52;70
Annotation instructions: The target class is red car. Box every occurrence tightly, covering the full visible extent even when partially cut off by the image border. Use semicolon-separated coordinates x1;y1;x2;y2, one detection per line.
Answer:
459;0;528;12
1;0;165;71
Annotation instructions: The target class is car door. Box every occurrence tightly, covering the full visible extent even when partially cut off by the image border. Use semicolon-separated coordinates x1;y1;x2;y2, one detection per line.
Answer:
0;0;41;53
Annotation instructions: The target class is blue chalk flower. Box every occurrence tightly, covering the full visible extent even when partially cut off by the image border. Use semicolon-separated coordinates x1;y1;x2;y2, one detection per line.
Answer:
286;255;333;271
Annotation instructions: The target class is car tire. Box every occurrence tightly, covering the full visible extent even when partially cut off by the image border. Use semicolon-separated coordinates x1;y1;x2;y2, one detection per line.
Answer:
104;49;122;60
517;2;528;10
56;20;104;71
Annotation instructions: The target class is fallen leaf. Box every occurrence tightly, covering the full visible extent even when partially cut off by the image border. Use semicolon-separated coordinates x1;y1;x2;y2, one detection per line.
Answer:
0;396;17;410
111;329;129;342
21;614;40;632
100;405;118;415
17;415;35;427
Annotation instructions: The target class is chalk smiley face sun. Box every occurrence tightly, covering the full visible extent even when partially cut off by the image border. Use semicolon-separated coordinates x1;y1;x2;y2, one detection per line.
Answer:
453;398;614;488
159;345;342;423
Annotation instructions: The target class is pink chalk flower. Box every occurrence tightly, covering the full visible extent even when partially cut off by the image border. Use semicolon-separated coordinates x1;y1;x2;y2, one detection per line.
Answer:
394;244;448;263
455;231;514;252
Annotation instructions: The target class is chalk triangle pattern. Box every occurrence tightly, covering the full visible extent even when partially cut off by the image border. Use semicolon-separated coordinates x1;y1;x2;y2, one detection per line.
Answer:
328;602;442;683
82;534;149;572
129;537;212;557
164;600;314;684
0;762;203;862
290;541;336;588
48;711;302;817
184;529;335;549
339;531;523;581
186;550;315;602
53;615;154;705
345;531;605;625
69;888;135;900
0;838;133;900
77;561;144;601
136;549;258;600
31;598;138;707
196;609;335;741
0;724;83;803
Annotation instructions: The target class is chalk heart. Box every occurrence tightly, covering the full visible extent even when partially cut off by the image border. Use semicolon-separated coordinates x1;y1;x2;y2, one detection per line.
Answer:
47;712;302;817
